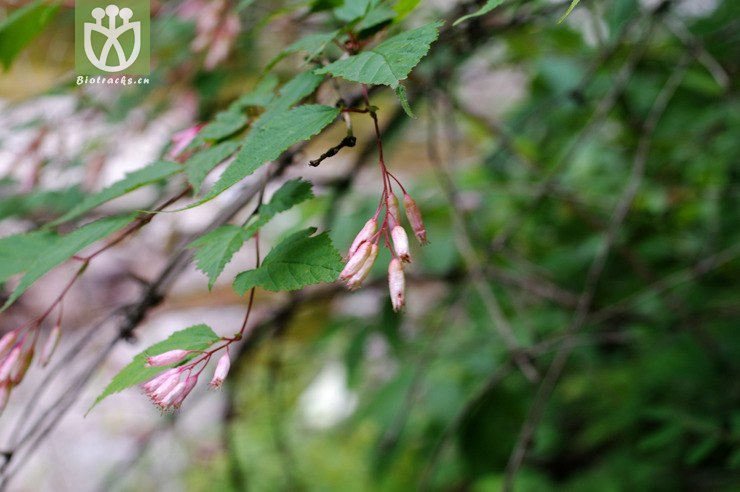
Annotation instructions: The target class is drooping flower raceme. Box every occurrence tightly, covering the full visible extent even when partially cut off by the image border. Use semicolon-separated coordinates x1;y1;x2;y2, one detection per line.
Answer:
340;184;428;309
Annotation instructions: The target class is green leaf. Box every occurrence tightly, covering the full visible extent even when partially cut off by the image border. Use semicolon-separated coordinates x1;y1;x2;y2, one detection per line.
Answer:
231;75;279;110
0;186;86;221
184;141;240;194
198;111;249;142
3;214;136;310
395;85;416;118
189;179;314;288
265;71;326;116
453;0;504;26
315;21;442;88
89;324;220;412
205;105;338;200
254;178;314;225
0;230;55;283
393;0;422;20
233;227;343;294
265;31;340;72
0;0;59;70
357;5;396;33
558;0;581;23
189;225;250;290
241;178;314;237
52;161;182;225
334;0;372;22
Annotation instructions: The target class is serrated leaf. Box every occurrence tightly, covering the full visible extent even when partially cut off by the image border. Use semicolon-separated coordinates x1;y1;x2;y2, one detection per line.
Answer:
189;225;250;290
198;111;249;142
52;161;181;225
0;0;59;70
558;0;581;23
233;227;343;294
265;31;339;72
184;141;240;194
241;178;313;237
265;71;326;116
0;230;55;283
315;21;442;88
205;105;338;200
395;85;416;118
2;214;136;310
242;179;314;241
89;324;220;412
453;0;504;26
257;178;314;224
189;179;313;288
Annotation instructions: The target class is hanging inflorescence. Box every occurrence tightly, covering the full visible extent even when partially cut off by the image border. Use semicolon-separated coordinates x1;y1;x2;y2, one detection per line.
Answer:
339;94;428;310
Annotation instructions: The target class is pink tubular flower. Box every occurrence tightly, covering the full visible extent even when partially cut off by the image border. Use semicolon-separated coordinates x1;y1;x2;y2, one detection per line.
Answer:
0;331;17;360
403;193;428;245
387;192;401;228
0;346;21;383
388;258;406;312
391;226;411;263
340;242;373;281
39;325;61;368
143;368;178;392
347;244;379;290
348;218;378;258
145;349;190;368
149;371;182;403
11;347;33;385
158;380;187;409
210;352;230;389
172;375;199;409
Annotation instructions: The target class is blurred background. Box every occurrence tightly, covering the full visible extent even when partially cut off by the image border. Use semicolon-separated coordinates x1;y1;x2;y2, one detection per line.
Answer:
1;0;739;490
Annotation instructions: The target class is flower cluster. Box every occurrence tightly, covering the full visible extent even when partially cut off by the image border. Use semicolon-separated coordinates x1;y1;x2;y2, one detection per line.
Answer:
0;325;61;415
140;349;232;412
340;188;427;311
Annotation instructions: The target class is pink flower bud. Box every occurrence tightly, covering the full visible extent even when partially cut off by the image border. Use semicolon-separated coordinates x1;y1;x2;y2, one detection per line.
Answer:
150;371;182;402
403;193;428;245
172;375;198;409
11;347;34;385
348;218;378;258
167;124;203;159
391;226;411;263
159;380;187;409
346;244;379;290
0;346;21;383
0;383;10;415
341;241;373;281
0;331;17;360
210;353;231;389
145;349;190;368
387;192;400;228
388;258;405;312
142;368;178;394
39;325;61;367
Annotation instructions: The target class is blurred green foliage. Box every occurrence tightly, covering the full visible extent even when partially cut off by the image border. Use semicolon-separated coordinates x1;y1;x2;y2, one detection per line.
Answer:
186;1;740;491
